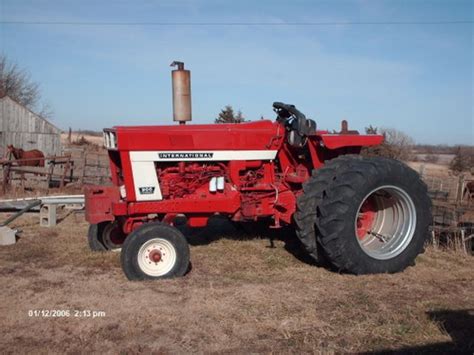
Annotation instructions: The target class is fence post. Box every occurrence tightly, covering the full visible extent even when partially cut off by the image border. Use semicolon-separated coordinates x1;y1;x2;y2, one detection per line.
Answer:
419;164;425;177
69;159;74;183
2;163;11;194
79;150;87;185
455;174;465;205
460;229;467;255
47;156;55;189
60;158;69;188
431;229;438;250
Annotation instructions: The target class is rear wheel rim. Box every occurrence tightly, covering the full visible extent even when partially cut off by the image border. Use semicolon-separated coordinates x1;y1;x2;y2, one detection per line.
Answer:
355;185;417;260
137;238;177;276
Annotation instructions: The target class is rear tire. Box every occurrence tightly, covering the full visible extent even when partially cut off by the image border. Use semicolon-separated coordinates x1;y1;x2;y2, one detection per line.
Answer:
120;222;190;280
316;157;432;274
294;155;362;262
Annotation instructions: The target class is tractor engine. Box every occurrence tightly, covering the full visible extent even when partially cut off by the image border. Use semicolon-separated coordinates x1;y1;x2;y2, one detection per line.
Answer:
158;162;226;199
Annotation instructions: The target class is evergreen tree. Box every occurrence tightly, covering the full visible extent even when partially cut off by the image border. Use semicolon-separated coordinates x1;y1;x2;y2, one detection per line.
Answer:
215;105;245;123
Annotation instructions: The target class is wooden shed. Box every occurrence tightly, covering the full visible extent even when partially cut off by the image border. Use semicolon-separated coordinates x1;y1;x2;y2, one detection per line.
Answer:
0;93;62;157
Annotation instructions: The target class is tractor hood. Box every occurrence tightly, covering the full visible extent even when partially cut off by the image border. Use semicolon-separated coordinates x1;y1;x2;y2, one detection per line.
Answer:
109;120;281;151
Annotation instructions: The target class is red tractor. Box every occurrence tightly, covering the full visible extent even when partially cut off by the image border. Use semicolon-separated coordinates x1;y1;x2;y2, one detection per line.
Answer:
85;63;431;280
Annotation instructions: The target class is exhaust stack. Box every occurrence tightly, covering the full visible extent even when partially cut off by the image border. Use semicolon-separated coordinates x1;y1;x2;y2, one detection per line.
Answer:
170;61;192;124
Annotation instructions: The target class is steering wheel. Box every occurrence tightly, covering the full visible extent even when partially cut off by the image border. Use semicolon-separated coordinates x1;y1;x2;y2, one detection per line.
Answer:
273;102;316;133
272;102;317;147
273;102;303;125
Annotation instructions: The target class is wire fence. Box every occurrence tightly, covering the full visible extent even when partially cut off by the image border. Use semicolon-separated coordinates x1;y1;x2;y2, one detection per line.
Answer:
416;164;472;205
416;165;474;254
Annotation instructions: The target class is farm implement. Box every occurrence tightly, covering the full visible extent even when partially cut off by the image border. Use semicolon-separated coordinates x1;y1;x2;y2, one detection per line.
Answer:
85;62;431;280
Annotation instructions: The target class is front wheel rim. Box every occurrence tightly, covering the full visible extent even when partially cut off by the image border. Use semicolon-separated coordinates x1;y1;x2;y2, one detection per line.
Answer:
355;185;417;260
137;238;177;277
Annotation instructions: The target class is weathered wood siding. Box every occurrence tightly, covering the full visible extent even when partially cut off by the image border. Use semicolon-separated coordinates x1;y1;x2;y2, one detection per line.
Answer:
0;96;62;157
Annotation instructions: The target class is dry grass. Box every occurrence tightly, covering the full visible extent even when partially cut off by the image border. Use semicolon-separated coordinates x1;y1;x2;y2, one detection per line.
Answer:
61;132;104;146
0;212;473;354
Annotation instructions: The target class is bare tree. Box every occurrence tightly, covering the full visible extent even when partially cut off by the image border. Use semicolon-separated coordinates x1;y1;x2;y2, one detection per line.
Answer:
381;128;415;161
450;146;474;173
0;55;44;113
38;101;54;120
362;126;415;161
365;125;378;134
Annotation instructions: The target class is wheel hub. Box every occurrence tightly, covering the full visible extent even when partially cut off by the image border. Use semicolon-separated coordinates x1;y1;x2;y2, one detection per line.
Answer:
354;185;417;260
356;198;376;239
138;238;177;277
149;249;162;263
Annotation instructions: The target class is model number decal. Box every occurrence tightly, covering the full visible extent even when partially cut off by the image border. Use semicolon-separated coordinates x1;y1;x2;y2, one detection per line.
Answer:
139;186;155;194
158;152;214;159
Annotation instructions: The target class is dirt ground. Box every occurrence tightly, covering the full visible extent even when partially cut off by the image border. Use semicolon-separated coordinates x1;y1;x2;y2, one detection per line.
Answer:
0;211;473;354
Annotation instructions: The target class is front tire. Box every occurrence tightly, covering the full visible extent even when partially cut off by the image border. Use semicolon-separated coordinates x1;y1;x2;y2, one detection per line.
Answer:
316;157;432;274
120;222;190;280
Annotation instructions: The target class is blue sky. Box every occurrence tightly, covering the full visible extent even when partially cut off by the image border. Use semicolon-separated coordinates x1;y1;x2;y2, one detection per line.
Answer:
1;0;472;144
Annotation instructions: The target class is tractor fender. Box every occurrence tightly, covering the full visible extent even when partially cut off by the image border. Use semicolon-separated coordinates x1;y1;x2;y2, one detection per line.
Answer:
318;134;383;150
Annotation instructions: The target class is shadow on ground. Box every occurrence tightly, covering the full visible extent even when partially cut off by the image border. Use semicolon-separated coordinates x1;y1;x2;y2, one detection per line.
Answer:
175;215;320;266
366;309;474;354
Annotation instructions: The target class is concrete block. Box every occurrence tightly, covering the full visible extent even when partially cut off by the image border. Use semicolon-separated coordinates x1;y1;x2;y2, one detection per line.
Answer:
0;226;17;245
40;204;57;227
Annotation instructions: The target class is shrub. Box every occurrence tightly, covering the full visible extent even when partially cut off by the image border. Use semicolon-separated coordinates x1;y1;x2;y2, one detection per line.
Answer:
362;126;414;161
450;146;474;173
